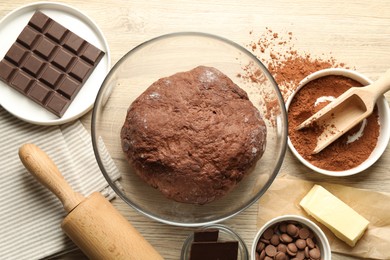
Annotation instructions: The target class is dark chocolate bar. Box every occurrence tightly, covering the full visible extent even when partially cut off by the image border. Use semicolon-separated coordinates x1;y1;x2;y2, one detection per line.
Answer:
193;229;219;242
190;241;239;260
0;11;104;117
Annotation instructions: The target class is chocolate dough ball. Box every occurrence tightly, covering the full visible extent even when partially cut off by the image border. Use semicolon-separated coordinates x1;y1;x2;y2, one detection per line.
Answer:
121;66;267;204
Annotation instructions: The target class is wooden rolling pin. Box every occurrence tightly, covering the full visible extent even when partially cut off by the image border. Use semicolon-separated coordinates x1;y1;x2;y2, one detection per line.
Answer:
18;143;163;260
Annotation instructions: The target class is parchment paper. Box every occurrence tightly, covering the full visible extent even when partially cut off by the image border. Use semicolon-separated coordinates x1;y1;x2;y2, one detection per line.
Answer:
256;176;390;259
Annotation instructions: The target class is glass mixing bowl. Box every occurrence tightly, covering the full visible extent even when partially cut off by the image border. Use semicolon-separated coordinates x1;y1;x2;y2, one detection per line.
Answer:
91;32;287;226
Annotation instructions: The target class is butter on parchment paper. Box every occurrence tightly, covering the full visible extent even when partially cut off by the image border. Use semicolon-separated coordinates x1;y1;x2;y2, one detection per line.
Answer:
300;184;369;247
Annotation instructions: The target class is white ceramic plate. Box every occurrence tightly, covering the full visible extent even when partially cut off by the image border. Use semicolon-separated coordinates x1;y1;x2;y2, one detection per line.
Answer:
0;2;110;125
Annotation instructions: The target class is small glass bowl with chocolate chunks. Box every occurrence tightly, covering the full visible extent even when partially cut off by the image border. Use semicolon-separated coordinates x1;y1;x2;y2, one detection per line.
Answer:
252;215;331;260
181;224;249;260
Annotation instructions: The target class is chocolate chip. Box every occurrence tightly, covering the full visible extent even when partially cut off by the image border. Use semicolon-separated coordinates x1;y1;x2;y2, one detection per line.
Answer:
270;234;280;246
287;243;298;256
263;228;274;240
259;249;266;260
288;243;298;252
277;243;287;253
309;248;321;260
295;238;306;250
287;224;299;237
256;241;266;252
280;233;293;243
273;224;280;233
304;246;310;258
298;227;310;239
275;251;288;260
265;244;277;257
296;250;305;260
306;237;315;249
260;238;270;244
279;222;287;233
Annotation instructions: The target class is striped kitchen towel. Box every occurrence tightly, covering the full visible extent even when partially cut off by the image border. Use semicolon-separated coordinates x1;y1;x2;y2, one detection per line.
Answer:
0;107;121;260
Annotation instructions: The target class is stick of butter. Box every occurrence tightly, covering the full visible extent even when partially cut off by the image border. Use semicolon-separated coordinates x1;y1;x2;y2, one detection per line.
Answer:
300;184;369;247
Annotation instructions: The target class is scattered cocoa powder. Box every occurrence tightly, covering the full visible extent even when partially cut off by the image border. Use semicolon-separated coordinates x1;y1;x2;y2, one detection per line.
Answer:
288;75;379;171
242;28;348;101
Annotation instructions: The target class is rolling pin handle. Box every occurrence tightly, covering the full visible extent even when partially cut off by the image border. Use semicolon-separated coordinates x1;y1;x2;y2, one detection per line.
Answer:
18;143;85;213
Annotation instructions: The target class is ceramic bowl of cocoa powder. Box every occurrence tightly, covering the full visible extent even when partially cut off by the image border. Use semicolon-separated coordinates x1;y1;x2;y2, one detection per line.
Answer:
286;68;390;176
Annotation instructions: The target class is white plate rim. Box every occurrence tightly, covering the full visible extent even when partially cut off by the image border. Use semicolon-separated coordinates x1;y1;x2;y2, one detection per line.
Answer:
0;1;111;125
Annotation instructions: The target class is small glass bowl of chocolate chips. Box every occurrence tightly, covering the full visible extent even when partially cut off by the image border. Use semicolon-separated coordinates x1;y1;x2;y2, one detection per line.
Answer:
251;215;331;260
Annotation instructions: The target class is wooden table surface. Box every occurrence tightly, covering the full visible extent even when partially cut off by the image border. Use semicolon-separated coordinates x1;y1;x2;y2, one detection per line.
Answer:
1;1;389;259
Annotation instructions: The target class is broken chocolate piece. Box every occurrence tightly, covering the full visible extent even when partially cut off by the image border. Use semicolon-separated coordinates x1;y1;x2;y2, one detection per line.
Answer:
190;241;239;260
194;229;219;242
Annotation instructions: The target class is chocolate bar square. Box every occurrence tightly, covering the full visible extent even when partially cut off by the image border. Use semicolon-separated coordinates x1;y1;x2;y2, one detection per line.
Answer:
190;241;239;260
194;229;219;242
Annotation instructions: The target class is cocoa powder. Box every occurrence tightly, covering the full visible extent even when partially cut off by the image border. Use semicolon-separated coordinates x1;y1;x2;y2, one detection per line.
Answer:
242;28;348;101
288;75;379;171
242;28;380;171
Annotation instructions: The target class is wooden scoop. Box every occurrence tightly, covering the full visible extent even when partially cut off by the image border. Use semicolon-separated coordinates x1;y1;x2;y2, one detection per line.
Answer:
18;143;163;260
296;69;390;154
